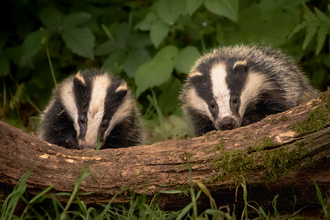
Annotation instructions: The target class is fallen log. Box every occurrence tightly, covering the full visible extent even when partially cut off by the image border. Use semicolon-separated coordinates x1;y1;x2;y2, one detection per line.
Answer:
0;92;330;211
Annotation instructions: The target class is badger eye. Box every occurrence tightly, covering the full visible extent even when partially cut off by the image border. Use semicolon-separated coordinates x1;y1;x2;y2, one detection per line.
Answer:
209;101;216;109
101;120;109;129
79;118;86;125
232;98;239;104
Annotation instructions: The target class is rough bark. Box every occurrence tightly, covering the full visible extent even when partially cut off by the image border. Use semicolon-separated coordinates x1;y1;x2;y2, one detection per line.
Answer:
0;92;330;211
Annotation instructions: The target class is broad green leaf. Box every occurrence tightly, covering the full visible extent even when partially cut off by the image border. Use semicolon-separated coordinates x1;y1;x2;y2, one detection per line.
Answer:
61;27;95;59
39;8;63;29
175;46;200;74
63;12;91;28
134;12;158;31
187;0;204;16
115;22;131;42
157;0;187;24
94;40;122;56
0;56;9;76
127;33;152;48
103;50;125;74
158;77;182;114
135;59;173;97
123;48;151;77
22;30;43;59
154;45;179;61
150;20;170;48
204;0;238;22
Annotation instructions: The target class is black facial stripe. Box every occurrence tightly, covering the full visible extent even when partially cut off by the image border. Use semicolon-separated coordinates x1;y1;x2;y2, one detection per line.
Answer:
73;75;93;140
100;78;128;139
192;57;220;121
225;58;248;117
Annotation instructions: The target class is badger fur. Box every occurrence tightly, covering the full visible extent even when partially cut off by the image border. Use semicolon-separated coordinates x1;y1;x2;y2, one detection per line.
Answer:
180;45;317;137
39;69;143;149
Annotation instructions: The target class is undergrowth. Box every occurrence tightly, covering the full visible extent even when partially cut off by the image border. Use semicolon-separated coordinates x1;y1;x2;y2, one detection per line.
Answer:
1;165;330;220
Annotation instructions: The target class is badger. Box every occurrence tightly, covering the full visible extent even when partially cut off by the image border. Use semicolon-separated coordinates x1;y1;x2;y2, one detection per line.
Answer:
39;69;143;149
180;45;317;137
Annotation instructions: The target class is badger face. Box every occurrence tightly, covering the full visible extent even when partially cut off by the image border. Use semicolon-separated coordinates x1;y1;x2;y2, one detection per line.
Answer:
186;59;268;132
58;72;131;149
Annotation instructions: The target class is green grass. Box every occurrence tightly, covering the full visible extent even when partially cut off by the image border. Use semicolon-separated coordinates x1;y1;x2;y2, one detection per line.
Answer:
2;166;330;220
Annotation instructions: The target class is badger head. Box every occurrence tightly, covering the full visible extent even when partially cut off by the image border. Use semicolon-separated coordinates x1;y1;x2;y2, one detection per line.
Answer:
184;59;270;133
59;71;133;149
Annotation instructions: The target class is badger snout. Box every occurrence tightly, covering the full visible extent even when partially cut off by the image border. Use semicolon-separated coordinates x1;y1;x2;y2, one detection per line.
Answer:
216;116;236;130
78;139;102;150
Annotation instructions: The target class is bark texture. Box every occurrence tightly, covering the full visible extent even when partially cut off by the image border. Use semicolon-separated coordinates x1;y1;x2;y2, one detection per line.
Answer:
0;92;330;210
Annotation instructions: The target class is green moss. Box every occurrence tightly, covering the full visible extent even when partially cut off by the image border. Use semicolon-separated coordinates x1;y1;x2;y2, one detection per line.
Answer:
180;163;191;169
244;132;250;139
255;137;278;151
181;151;192;161
269;117;276;123
291;105;330;135
173;175;179;179
209;137;307;184
294;141;307;148
291;92;330;135
282;115;288;121
261;146;306;183
211;143;224;153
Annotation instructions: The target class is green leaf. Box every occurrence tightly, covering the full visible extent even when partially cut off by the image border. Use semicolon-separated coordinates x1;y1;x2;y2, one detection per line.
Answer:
150;20;170;48
316;24;328;54
135;59;173;97
187;0;204;16
103;50;125;74
134;12;158;31
204;0;239;22
22;30;43;59
39;8;63;29
95;40;122;56
63;12;91;28
115;22;131;42
175;46;201;74
158;77;182;114
123;48;151;77
303;22;317;49
61;27;95;59
127;33;152;48
0;56;9;76
154;45;179;60
135;46;178;97
157;0;187;24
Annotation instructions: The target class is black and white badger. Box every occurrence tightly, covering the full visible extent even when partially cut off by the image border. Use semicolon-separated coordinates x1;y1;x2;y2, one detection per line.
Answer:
180;45;317;137
39;69;143;149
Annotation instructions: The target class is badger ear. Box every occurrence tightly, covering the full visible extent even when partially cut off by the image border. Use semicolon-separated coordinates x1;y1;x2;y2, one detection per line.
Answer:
73;72;86;90
188;72;203;78
233;60;248;74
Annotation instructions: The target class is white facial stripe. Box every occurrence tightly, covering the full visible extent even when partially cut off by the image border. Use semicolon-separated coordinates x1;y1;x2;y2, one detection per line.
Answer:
60;78;80;138
189;72;202;78
239;72;273;117
185;88;212;120
233;60;247;68
75;71;85;84
116;81;127;92
84;75;111;148
105;93;134;139
210;63;232;119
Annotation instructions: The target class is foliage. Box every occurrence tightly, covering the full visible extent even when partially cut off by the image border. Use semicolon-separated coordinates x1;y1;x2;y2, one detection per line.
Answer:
1;0;330;142
1;169;330;219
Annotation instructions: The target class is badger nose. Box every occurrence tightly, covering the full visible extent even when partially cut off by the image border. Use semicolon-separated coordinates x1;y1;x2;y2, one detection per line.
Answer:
219;117;236;130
